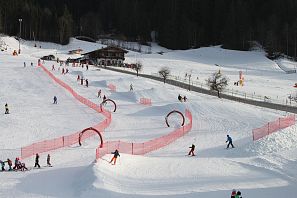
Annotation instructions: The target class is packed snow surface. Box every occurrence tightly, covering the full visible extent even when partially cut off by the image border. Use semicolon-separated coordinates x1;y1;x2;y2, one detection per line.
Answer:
0;36;296;197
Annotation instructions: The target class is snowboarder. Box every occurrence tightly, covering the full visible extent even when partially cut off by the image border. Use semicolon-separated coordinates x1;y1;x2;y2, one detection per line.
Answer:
235;191;242;198
52;65;55;71
0;160;5;171
53;96;57;104
47;154;51;166
226;135;235;149
130;83;133;91
98;89;102;98
34;153;40;168
188;144;195;156
109;149;120;165
85;79;89;87
4;103;9;114
6;158;12;171
178;94;182;102
231;189;237;198
77;75;80;82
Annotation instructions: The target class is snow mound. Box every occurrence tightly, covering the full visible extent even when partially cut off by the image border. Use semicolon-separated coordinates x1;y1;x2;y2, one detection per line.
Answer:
244;125;297;155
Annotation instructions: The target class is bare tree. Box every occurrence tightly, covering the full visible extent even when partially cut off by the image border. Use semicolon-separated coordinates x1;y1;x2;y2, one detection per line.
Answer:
133;61;143;77
207;71;228;98
159;67;170;84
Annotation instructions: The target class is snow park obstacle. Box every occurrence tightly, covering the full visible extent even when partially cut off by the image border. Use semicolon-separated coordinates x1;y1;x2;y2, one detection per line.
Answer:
79;127;103;148
165;110;185;127
100;98;117;112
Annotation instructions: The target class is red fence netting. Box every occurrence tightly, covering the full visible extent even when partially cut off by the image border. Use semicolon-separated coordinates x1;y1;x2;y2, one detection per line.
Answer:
252;114;295;141
140;98;152;106
20;64;112;159
96;109;192;159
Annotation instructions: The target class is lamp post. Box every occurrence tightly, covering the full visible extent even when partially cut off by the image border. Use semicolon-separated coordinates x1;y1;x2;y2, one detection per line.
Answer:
18;18;22;54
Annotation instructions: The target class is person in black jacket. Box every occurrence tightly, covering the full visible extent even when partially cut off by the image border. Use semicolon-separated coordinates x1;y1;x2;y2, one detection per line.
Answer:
34;153;40;168
188;144;195;156
109;149;120;165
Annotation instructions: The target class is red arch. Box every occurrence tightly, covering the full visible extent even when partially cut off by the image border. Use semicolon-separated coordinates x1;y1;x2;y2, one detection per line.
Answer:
165;110;185;127
79;127;103;148
100;99;117;112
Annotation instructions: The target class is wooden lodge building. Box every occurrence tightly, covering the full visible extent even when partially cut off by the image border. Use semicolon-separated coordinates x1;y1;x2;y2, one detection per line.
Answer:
83;46;128;66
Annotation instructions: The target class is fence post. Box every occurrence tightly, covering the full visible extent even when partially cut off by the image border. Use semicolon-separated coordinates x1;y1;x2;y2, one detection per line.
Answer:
62;136;65;147
132;143;134;155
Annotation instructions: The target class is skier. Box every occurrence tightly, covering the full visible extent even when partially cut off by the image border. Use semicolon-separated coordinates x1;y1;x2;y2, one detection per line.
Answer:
13;157;21;170
20;162;28;171
0;160;5;171
178;94;182;102
52;65;55;71
23;62;26;67
188;144;195;156
86;64;89;70
65;68;69;74
47;154;51;166
62;68;65;74
6;158;12;171
97;89;102;98
235;191;242;198
53;96;57;104
183;95;187;102
80;78;84;85
226;135;235;149
109;149;120;165
231;189;237;198
4;103;9;114
31;62;33;67
77;75;80;82
130;83;133;91
34;153;40;168
85;79;89;87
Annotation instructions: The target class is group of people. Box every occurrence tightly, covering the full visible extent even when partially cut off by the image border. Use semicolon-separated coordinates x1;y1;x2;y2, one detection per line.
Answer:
178;94;187;102
231;189;243;198
77;75;89;87
0;158;27;171
187;135;235;157
0;153;51;172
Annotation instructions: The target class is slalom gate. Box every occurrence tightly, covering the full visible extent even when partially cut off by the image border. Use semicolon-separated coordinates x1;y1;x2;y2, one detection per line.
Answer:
252;114;295;141
21;64;112;159
96;109;192;159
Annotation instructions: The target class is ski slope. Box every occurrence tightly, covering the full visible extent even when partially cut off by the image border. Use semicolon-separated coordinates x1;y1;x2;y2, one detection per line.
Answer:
0;36;296;197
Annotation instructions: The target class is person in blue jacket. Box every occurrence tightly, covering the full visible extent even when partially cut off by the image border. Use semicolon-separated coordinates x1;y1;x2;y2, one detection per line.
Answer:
226;135;235;149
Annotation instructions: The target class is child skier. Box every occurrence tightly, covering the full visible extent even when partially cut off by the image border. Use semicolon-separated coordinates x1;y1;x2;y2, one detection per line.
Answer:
97;89;102;98
109;149;120;165
4;103;9;114
34;153;40;168
53;96;57;104
130;83;133;91
6;158;12;171
47;154;51;166
226;135;235;149
0;160;5;171
188;144;195;156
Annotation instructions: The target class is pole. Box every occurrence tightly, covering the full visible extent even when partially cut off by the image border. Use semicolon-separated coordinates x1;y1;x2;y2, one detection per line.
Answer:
18;18;22;54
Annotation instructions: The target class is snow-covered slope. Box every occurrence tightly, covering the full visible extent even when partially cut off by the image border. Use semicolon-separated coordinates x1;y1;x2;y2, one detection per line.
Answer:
0;36;296;198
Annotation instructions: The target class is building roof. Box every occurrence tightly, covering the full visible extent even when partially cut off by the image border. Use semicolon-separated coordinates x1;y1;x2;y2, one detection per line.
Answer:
83;46;128;55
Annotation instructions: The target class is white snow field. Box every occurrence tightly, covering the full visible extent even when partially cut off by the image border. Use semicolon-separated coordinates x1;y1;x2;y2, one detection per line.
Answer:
0;36;297;198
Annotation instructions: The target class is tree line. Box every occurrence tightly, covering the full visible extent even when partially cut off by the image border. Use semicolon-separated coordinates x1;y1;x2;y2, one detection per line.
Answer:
1;0;297;58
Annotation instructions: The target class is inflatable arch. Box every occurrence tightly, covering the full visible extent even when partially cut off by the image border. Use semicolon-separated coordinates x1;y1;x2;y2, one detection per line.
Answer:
100;99;117;112
78;127;103;148
165;110;185;127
